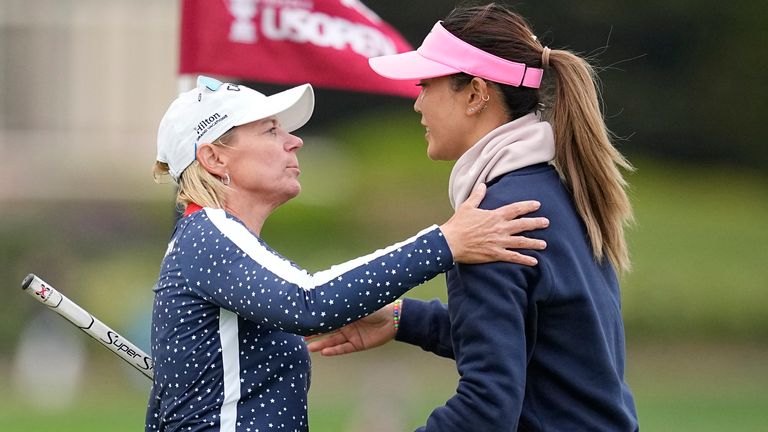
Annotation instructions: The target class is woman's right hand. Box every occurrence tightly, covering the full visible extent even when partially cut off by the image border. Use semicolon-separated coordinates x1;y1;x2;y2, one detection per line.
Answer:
306;303;396;356
439;183;549;265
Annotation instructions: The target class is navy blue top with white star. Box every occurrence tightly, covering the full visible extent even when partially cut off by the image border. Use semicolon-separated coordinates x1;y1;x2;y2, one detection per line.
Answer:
145;207;452;431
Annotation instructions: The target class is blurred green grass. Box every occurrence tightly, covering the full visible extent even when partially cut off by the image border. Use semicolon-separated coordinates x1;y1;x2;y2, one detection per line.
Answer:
1;341;767;431
622;162;768;340
1;110;766;430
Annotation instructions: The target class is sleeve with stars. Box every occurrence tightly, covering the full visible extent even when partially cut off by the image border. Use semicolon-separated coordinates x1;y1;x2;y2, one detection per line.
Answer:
167;207;454;336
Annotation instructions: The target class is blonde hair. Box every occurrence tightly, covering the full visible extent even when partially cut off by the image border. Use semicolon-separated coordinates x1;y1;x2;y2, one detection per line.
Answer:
152;129;237;211
445;4;634;272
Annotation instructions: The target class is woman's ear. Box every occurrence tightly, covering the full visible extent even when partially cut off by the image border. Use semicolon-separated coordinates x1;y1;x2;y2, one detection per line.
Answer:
196;143;228;177
466;77;491;115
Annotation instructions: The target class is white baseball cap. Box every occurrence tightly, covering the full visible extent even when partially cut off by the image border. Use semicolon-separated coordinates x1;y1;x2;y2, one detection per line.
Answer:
157;76;315;180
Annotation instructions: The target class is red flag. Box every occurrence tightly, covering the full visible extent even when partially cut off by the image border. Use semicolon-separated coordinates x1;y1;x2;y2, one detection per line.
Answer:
179;0;418;98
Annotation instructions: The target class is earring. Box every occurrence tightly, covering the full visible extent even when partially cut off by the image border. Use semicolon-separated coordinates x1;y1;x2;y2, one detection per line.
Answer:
469;94;490;114
222;173;231;186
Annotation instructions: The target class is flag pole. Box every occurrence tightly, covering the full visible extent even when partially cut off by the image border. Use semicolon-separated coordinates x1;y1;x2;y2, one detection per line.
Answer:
177;74;195;93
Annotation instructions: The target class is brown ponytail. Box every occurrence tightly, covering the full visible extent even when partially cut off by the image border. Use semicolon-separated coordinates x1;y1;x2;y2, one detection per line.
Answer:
443;3;634;272
545;49;634;272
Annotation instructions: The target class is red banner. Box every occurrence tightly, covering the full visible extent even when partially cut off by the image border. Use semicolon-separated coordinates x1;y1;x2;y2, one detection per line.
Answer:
179;0;418;98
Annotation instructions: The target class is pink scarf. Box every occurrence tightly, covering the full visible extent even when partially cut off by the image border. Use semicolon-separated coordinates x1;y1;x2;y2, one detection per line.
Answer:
449;113;556;209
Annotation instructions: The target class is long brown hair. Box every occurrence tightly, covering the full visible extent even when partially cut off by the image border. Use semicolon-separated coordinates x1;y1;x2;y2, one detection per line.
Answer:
444;3;634;272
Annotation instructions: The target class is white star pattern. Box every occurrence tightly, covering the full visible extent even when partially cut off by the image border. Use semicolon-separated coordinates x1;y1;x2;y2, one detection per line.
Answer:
146;209;451;431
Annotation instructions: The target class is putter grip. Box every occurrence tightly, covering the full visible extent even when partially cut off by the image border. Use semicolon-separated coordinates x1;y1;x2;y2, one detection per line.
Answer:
21;273;154;380
22;273;34;290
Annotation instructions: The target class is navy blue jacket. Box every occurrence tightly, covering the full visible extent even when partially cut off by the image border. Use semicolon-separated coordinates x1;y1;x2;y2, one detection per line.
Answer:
145;207;453;431
397;164;639;431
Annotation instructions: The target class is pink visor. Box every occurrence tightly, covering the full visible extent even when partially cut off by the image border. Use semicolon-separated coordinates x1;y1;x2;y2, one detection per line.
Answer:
369;22;543;89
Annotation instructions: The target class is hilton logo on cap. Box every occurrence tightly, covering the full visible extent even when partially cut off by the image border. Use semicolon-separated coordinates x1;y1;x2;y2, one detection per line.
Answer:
194;112;229;141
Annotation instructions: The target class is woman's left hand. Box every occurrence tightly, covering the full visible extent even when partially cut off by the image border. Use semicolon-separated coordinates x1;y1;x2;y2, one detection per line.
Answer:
439;183;548;265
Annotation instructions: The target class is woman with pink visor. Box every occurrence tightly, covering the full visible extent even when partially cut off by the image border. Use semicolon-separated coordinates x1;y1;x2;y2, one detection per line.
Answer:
309;4;639;431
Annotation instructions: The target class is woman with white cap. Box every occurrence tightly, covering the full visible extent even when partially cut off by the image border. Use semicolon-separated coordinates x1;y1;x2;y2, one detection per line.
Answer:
146;75;549;431
308;3;639;431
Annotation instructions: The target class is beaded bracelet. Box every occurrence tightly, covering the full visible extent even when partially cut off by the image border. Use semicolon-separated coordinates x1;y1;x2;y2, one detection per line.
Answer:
393;299;403;331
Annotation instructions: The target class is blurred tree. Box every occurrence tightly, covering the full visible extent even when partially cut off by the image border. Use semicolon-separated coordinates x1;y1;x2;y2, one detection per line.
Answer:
362;0;767;169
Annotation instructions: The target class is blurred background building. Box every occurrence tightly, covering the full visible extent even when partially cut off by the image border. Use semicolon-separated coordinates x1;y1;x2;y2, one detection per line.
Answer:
0;0;177;202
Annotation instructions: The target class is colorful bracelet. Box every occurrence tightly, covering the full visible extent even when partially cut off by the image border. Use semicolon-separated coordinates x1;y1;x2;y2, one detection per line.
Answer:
393;299;403;331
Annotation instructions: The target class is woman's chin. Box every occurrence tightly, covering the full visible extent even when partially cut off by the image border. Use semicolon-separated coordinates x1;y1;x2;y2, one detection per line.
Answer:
427;147;449;161
426;144;440;160
286;183;302;200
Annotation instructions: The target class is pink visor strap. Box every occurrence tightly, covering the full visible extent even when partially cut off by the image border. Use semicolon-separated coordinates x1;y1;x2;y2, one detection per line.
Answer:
417;22;543;89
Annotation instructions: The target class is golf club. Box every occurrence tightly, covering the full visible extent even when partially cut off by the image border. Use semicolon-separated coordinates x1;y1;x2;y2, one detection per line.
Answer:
21;273;153;380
